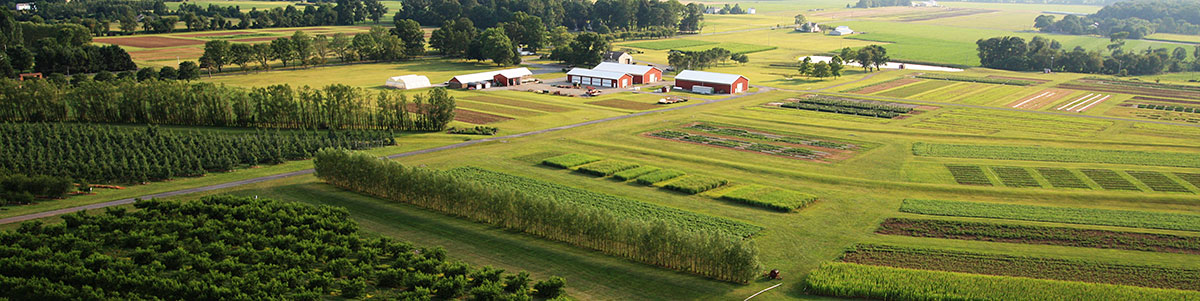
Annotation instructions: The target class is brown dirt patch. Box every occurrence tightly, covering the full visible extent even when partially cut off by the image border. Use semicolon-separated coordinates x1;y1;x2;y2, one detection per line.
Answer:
464;95;574;112
454;109;513;124
987;75;1049;84
1007;88;1073;109
177;31;252;37
847;78;920;94
95;36;206;48
586;99;660;110
129;47;205;61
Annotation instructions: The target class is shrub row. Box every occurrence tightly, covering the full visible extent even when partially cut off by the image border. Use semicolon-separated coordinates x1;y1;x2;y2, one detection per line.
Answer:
635;169;687;185
314;150;763;282
613;166;662;181
1081;169;1142;191
877;218;1200;255
899;199;1200;232
663;175;729;194
541;153;601;169
719;184;817;212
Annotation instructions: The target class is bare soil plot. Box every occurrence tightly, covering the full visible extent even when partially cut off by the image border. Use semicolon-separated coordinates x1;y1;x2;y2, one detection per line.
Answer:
845;78;921;94
177;31;252;37
95;36;206;48
586;99;660;110
454;109;513;124
1007;88;1073;110
463;95;574;112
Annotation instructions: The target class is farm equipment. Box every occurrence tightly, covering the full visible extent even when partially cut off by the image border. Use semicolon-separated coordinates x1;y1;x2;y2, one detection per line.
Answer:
766;269;783;280
585;89;602;96
658;96;689;104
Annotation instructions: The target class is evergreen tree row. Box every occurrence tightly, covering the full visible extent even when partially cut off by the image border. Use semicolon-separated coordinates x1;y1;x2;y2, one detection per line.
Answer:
0;123;394;184
313;149;762;283
0;195;566;299
0;79;456;131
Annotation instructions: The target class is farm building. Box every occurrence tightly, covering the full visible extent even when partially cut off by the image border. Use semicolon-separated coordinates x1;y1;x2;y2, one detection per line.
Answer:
747;8;756;14
674;70;749;94
796;22;821;33
592;62;663;84
567;68;633;88
385;75;431;90
829;26;855;36
447;67;534;89
603;51;634;64
15;2;33;10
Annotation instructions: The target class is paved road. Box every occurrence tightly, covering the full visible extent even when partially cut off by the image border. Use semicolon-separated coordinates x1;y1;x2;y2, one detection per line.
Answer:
0;90;762;225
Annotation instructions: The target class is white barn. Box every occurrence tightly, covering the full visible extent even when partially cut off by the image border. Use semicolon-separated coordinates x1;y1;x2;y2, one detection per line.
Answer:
829;26;854;36
385;75;432;90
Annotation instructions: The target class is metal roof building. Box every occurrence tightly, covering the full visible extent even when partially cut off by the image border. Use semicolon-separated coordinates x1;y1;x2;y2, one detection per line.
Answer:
447;68;533;89
674;70;749;94
567;68;633;88
592;62;663;84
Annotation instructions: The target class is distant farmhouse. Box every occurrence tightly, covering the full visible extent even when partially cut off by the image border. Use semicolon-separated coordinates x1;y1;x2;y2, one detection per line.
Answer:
603;51;633;64
795;22;821;33
911;0;939;6
747;8;756;14
829;26;854;36
15;2;34;10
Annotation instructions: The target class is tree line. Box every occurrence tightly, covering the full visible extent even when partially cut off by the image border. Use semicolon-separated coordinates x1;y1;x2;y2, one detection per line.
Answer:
667;47;747;71
0;195;566;299
838;45;890;72
0;173;75;206
199;26;416;73
977;36;1197;75
6;0;390;35
0;78;457;131
1034;0;1200;38
0;11;137;78
0;123;394;185
797;56;846;78
314;149;763;283
397;0;705;34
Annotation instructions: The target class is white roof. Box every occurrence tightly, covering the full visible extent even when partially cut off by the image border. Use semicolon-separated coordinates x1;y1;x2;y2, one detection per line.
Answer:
388;74;429;82
592;62;660;75
449;67;532;83
567;68;628;80
674;70;745;84
386;75;431;89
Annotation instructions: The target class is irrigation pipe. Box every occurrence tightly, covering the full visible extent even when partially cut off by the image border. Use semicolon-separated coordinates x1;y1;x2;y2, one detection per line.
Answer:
744;283;783;301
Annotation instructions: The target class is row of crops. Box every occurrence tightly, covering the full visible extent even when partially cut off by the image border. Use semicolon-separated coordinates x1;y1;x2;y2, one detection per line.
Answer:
942;164;1197;193
685;123;858;150
915;74;1040;86
877;218;1200;255
914;142;1200;168
648;130;826;160
540;154;817;212
838;244;1200;290
313;149;763;283
804;262;1198;300
898;199;1200;232
780;96;914;119
1136;103;1200;113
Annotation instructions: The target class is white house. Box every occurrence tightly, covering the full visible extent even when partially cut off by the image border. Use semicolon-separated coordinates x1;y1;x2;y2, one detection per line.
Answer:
829;26;854;36
603;51;634;64
795;22;821;33
15;2;34;10
385;75;431;90
746;8;756;14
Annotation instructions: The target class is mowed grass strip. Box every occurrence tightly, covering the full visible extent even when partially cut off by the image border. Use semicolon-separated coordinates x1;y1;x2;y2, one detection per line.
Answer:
663;175;729;194
908;110;1112;137
456;100;544;117
843;78;920;94
1036;167;1092;189
635;169;686;186
990;166;1042;188
1081;169;1142;191
1126;171;1193;193
840;244;1200;290
464;95;574;112
914;142;1200;168
622;39;717;50
876;80;956;98
945;165;993;186
576;160;640;177
586;99;660;111
613;166;661;181
804;262;1200;301
718;184;816;212
877;218;1200;255
542;153;601;168
899;199;1200;232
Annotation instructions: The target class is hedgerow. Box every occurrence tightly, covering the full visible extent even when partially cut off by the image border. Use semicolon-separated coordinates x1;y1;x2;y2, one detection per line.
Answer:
576;160;641;177
541;153;602;169
898;199;1200;232
719;184;817;212
613;166;662;181
635;169;687;185
663;175;729;194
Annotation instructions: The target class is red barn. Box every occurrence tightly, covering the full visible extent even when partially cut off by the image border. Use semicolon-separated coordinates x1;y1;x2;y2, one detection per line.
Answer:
567;68;633;88
673;70;749;94
592;62;663;84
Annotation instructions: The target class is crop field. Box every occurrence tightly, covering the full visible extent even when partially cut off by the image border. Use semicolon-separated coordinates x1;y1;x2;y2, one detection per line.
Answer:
648;130;830;160
623;39;718;50
779;95;916;119
673;42;778;54
97;26;373;67
635;169;687;185
663;175;730;194
586;99;661;111
907;109;1114;137
542;153;602;168
1178;173;1200;189
839;244;1200;290
898;199;1200;231
952;85;1030;105
1035;167;1092;189
576;160;641;177
1081;169;1142;191
718;184;817;212
843;78;921;94
684;123;864;151
945;165;993;186
456;100;544;117
804;262;1200;300
914;142;1200;168
916;73;1038;86
877;218;1200;255
1125;171;1192;193
990;166;1042;188
1008;89;1074;110
464;96;574;112
875;80;956;98
613;166;662;181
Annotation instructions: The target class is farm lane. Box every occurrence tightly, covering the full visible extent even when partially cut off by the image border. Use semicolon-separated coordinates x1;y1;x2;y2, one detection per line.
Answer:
0;89;765;225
